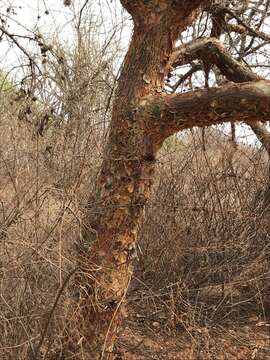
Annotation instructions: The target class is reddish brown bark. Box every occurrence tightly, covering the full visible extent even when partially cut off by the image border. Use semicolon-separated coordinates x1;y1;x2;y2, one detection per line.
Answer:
74;1;211;359
71;1;270;356
139;80;270;142
72;1;270;357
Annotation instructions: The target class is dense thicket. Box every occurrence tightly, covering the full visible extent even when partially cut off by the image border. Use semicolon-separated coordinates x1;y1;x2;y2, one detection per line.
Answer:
0;1;270;359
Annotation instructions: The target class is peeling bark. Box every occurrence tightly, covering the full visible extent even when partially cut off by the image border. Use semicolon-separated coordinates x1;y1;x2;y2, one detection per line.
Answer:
72;0;270;355
71;0;270;357
74;1;211;358
140;80;270;141
70;0;270;354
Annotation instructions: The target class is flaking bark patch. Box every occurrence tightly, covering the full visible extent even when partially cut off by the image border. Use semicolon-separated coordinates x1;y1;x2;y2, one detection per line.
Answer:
72;1;225;358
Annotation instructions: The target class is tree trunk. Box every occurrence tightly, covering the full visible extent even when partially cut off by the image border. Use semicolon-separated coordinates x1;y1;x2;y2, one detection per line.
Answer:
71;2;270;358
74;1;210;358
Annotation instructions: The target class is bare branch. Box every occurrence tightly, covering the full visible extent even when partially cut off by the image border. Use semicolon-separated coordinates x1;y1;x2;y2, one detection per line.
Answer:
217;5;270;43
246;120;270;153
139;80;270;139
227;23;270;43
0;25;40;72
171;35;270;153
77;0;90;30
169;64;202;93
171;37;261;82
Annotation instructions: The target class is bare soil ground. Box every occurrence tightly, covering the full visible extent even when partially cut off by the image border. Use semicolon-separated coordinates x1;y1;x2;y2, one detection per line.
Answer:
116;294;270;360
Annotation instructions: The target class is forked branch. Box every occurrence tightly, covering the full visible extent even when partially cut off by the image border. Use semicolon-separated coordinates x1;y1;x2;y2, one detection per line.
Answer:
171;35;270;152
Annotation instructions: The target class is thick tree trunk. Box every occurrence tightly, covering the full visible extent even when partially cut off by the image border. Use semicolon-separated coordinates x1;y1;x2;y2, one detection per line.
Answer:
72;2;270;358
74;1;210;358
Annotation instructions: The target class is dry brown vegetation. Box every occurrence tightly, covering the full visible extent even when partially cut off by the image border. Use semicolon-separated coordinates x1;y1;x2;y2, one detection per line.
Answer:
0;21;113;358
1;87;270;358
125;131;270;359
0;1;270;359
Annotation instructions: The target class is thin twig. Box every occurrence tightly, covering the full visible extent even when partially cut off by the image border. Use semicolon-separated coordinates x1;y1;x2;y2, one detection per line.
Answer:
32;267;78;360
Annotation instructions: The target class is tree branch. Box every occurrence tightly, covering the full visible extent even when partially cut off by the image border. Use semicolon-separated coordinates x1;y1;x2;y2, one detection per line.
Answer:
171;37;261;82
0;25;41;73
223;7;270;43
139;80;270;140
168;64;202;92
246;120;270;153
171;36;270;153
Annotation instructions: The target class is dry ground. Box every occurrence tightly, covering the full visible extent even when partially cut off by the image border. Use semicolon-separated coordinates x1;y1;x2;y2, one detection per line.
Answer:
116;292;270;359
